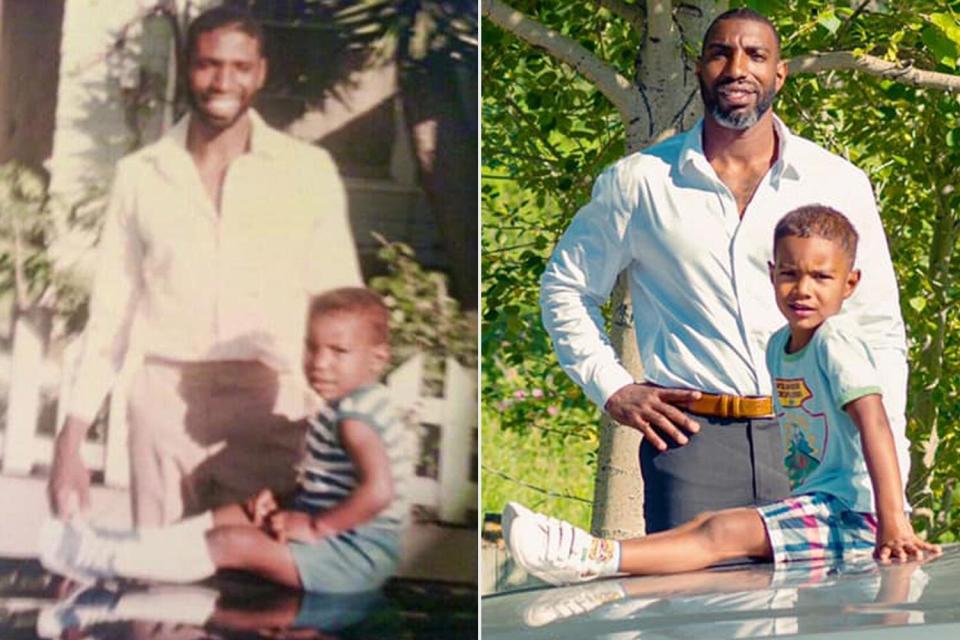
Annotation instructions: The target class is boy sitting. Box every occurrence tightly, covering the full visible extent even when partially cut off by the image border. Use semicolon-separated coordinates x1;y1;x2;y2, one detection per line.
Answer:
504;205;940;585
40;287;411;593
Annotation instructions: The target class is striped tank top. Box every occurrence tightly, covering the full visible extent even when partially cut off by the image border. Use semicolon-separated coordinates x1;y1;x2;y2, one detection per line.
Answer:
296;383;412;530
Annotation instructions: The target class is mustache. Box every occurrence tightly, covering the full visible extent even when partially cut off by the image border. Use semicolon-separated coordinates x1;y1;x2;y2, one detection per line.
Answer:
715;78;760;92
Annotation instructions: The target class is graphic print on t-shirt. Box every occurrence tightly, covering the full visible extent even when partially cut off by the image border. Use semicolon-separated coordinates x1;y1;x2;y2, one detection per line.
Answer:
775;378;826;490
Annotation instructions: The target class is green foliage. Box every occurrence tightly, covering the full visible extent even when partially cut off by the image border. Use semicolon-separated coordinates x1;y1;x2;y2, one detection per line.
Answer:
369;234;476;394
482;0;635;512
0;162;53;306
482;405;594;529
483;0;960;538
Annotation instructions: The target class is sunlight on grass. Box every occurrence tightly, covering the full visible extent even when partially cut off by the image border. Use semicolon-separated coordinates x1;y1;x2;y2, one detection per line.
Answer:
482;410;595;529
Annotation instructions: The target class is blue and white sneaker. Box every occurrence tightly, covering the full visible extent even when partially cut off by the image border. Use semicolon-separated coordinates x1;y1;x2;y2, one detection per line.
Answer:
38;519;118;584
36;586;121;638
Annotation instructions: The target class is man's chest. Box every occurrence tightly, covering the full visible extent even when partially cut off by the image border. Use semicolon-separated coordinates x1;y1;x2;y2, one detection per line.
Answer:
129;162;319;275
627;176;857;274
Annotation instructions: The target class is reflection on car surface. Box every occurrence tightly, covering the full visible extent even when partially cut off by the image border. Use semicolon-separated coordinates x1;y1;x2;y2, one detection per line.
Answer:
0;558;477;640
483;544;960;639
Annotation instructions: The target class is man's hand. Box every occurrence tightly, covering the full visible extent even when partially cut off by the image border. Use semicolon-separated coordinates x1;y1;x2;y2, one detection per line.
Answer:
875;514;942;563
265;510;330;544
244;489;279;527
47;419;92;518
604;383;703;451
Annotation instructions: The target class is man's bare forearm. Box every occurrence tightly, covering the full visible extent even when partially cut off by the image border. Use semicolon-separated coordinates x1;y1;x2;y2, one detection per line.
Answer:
57;415;93;448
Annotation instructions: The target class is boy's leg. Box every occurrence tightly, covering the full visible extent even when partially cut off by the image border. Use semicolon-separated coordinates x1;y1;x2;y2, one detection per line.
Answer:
205;526;302;589
505;502;772;585
619;508;772;574
41;514;299;588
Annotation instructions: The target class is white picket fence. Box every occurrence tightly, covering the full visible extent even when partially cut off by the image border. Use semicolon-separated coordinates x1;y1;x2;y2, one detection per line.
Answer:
0;346;477;525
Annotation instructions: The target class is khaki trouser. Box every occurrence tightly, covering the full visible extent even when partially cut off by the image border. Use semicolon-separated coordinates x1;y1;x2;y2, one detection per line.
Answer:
127;359;310;526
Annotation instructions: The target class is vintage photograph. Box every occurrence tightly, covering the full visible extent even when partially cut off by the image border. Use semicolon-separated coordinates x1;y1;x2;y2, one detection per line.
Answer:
0;1;477;638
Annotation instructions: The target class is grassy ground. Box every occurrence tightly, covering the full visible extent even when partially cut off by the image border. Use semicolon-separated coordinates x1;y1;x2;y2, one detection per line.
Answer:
481;409;595;530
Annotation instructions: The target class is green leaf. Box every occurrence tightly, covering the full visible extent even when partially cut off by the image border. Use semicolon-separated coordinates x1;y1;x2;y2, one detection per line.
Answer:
922;15;960;69
909;296;928;313
931;13;960;46
922;29;958;69
816;9;842;36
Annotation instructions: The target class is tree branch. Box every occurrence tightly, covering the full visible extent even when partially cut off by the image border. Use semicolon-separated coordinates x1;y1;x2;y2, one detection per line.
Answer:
789;51;960;93
834;0;871;44
594;0;644;29
481;0;645;126
644;0;672;43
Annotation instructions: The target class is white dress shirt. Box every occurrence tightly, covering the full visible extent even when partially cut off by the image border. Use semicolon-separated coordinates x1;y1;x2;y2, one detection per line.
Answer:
540;116;907;434
66;110;362;423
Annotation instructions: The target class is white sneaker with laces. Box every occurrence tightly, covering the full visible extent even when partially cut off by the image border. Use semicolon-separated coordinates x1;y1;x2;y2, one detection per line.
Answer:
39;519;119;584
503;502;619;585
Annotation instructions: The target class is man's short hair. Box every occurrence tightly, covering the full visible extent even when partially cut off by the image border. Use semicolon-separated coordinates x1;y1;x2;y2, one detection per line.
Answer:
774;205;859;265
186;5;265;61
702;7;781;56
308;287;390;345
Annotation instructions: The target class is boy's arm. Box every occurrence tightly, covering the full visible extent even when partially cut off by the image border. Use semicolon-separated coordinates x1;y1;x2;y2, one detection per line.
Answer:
845;395;940;561
270;418;394;543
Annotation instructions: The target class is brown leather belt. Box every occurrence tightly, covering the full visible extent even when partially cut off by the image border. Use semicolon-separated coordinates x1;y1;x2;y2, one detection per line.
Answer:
686;392;774;419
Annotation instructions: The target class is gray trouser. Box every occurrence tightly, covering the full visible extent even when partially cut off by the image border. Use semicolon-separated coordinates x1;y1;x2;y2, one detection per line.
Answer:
639;412;790;534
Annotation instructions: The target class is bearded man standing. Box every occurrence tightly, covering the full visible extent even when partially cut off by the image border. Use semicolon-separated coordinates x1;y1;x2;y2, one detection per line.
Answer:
48;6;361;526
541;8;909;532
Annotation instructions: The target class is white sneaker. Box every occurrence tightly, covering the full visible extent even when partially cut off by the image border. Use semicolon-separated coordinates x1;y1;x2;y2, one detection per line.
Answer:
38;519;118;584
501;501;534;541
36;586;120;638
524;580;628;626
503;503;618;585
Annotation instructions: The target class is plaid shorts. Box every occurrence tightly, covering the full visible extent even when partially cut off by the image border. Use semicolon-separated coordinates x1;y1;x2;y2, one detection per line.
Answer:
757;492;877;564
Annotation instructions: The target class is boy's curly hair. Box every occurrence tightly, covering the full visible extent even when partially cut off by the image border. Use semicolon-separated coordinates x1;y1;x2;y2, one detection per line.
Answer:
774;205;859;266
308;287;390;345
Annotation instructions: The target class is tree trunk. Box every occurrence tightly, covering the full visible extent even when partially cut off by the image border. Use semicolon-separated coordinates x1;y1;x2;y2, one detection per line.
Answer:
591;275;645;537
592;0;723;538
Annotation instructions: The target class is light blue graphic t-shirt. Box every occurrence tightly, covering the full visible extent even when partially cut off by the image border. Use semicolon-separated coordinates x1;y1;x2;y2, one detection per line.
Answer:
766;315;893;513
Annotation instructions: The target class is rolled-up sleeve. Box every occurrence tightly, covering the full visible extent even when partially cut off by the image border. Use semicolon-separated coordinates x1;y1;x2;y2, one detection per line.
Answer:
65;162;144;423
540;167;637;409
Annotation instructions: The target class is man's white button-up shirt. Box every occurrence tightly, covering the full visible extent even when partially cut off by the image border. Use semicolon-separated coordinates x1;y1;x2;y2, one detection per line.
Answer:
66;111;362;423
541;117;907;427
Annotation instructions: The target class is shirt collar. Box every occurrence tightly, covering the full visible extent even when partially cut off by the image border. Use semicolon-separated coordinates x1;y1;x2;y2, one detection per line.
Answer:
146;108;283;164
678;114;802;185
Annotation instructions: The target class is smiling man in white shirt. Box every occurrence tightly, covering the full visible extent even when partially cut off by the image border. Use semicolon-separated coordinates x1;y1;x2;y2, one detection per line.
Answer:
541;8;908;533
48;5;361;526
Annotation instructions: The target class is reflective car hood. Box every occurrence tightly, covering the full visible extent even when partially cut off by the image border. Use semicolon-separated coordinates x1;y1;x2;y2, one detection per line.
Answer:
483;545;960;639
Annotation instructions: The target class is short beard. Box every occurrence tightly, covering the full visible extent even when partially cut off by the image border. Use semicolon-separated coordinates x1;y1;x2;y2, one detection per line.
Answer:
700;79;776;131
